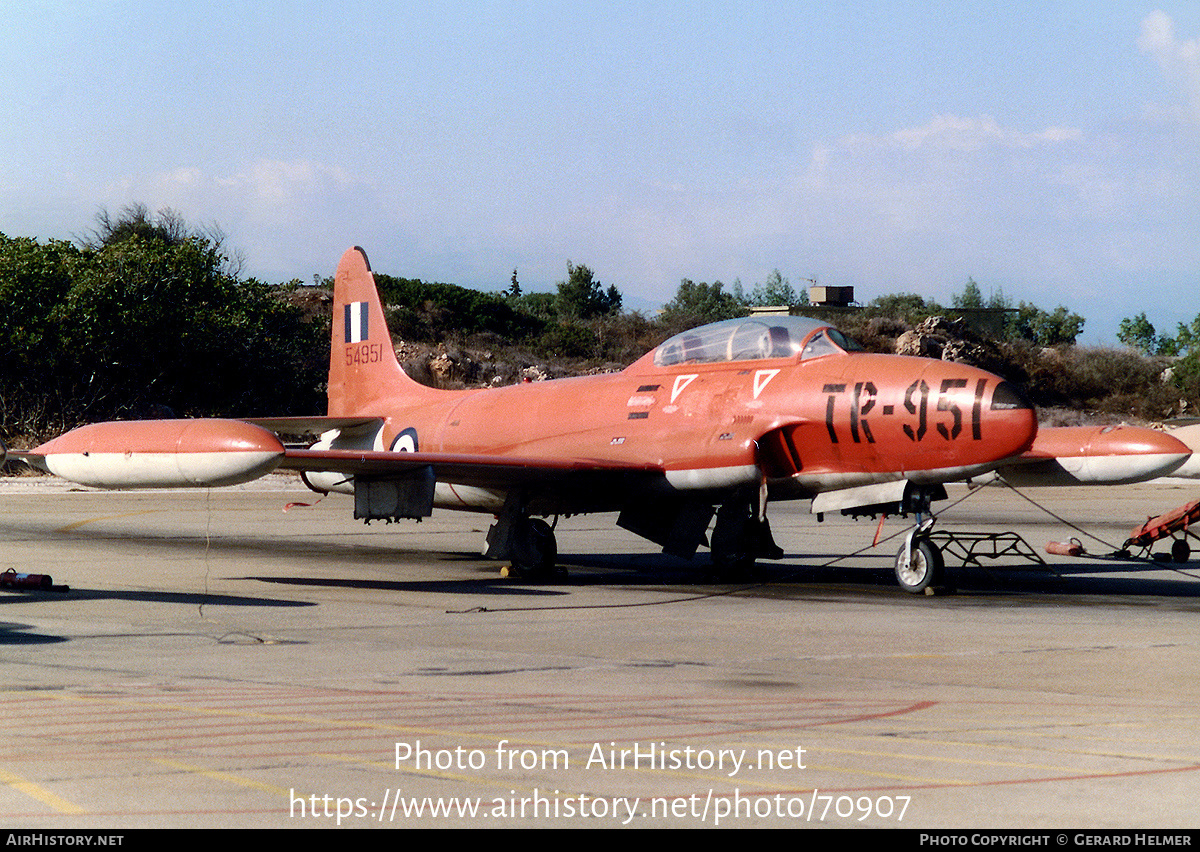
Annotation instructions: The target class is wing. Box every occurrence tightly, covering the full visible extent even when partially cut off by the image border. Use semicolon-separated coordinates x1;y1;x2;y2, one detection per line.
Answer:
281;447;667;518
240;416;384;437
279;446;663;489
6;416;665;507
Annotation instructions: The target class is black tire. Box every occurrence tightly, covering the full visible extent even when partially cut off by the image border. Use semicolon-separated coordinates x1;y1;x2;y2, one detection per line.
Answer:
710;493;758;579
710;547;757;581
510;517;558;579
895;537;945;594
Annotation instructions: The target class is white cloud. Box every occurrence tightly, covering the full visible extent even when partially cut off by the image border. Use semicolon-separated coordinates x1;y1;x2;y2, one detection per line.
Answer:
873;115;1082;153
225;160;357;208
777;98;1200;344
95;159;391;280
799;114;1085;239
1138;10;1200;123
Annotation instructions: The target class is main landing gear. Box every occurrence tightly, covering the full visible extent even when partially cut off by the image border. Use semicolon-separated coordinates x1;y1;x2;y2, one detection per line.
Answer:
487;496;561;580
507;516;558;579
709;487;785;579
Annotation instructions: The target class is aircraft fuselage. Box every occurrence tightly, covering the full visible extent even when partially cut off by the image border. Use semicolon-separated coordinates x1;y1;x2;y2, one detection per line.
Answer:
341;336;1036;515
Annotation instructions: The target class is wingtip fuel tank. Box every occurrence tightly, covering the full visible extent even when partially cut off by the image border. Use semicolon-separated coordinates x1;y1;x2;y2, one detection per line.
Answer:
31;419;285;488
997;424;1191;486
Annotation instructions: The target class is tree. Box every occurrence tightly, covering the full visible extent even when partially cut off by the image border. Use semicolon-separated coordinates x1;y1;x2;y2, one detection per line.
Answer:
741;270;809;308
555;262;621;319
865;293;942;325
1119;312;1200;358
1008;302;1085;346
0;209;326;438
84;203;244;277
0;235;83;433
1171;316;1200;356
952;278;984;309
54;231;322;420
374;273;542;341
1118;312;1161;354
660;279;745;330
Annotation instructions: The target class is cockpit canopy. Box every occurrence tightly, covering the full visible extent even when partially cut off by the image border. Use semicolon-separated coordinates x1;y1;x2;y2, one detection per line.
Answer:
653;316;862;367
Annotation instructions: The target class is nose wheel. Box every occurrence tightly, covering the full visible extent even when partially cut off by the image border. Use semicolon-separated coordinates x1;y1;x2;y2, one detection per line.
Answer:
894;521;945;594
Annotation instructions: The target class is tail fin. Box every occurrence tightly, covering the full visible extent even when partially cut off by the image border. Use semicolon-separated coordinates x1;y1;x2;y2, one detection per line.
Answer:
327;246;437;416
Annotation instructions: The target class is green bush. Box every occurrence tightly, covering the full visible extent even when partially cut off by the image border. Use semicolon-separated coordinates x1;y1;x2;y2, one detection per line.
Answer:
0;221;324;442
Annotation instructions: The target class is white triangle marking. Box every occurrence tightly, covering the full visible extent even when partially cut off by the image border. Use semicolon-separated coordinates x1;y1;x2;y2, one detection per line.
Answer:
753;369;780;399
671;374;698;403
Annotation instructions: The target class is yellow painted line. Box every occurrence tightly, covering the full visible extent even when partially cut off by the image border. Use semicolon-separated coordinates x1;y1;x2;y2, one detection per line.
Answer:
55;510;162;533
0;766;86;814
151;758;293;798
315;752;486;787
814;744;1076;775
803;761;970;786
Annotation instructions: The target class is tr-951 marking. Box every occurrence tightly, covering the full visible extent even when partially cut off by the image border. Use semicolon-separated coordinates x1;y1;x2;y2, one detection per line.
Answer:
824;378;988;444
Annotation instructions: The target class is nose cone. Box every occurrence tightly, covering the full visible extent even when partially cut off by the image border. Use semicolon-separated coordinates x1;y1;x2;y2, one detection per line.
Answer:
984;380;1038;459
1162;425;1200;479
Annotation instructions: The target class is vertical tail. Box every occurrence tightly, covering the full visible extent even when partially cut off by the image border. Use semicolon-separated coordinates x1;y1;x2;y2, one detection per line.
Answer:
327;246;436;417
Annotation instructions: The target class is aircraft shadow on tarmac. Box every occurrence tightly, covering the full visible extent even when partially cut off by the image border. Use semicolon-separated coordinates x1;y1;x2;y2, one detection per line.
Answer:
552;550;1200;602
11;515;1200;602
0;587;314;609
245;550;1200;603
0;620;67;645
936;561;1200;599
739;556;1200;600
0;588;313;646
245;572;570;596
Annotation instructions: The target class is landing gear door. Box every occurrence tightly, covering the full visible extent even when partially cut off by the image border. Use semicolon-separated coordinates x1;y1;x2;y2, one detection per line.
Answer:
617;498;715;559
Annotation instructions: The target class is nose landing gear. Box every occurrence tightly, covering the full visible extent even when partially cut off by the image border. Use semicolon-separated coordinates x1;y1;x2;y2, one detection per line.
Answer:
894;519;945;594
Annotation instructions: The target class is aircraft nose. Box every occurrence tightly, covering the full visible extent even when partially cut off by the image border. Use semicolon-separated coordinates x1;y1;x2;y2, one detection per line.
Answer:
982;380;1038;459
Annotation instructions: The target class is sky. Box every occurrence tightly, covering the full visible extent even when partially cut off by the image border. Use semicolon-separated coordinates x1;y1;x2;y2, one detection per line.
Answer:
2;2;1198;344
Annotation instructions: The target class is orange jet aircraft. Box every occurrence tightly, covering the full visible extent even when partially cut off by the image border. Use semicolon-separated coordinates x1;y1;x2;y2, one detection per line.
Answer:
7;247;1192;593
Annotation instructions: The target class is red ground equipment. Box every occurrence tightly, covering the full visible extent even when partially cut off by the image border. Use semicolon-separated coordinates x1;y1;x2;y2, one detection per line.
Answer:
1125;498;1200;563
0;568;54;591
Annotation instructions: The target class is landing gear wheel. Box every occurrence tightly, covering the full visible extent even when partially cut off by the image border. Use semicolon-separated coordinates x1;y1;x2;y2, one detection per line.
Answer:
1172;538;1191;564
509;517;559;580
895;537;945;594
709;492;760;580
710;547;757;581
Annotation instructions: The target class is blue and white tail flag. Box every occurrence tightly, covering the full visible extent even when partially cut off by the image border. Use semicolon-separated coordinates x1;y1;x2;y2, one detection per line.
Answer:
344;301;369;343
